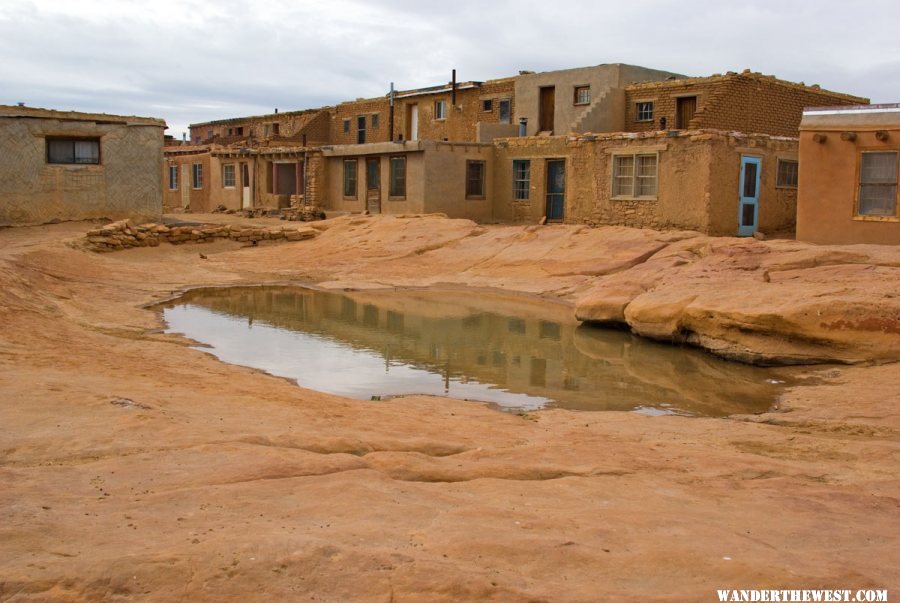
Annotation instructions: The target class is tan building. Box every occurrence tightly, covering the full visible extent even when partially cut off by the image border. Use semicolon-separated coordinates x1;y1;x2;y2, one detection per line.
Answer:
1;105;164;226
797;104;900;245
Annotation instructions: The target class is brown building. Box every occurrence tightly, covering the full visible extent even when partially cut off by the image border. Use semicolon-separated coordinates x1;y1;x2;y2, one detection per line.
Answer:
1;105;165;226
797;104;900;245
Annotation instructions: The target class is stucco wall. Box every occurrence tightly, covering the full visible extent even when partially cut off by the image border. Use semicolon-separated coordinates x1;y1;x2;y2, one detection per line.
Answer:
422;143;493;221
323;146;427;215
797;121;900;245
0;115;163;225
163;151;212;212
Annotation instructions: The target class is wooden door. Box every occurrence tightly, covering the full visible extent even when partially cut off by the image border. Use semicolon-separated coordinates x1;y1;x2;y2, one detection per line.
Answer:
366;158;381;214
676;96;697;129
539;87;555;133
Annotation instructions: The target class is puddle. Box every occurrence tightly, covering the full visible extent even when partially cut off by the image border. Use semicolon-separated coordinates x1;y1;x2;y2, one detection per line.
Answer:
157;286;794;416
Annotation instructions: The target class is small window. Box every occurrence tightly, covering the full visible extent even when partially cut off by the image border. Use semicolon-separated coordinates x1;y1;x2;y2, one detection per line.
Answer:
636;102;654;122
192;163;203;189
776;159;798;188
222;164;235;188
371;113;380;129
357;115;366;144
857;151;898;217
389;157;406;198
206;128;212;140
343;119;350;134
168;165;178;190
513;159;530;200
612;154;657;198
434;100;447;120
343;159;357;197
574;86;590;105
482;99;493;112
466;160;485;199
227;128;233;136
236;127;244;136
47;138;100;164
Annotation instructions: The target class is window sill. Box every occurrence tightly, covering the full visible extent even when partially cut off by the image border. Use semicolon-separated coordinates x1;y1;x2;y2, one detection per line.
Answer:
853;214;899;222
612;195;657;202
635;118;654;123
466;196;486;201
574;102;590;107
775;185;798;190
433;118;447;122
223;186;236;189
513;198;530;202
389;196;406;201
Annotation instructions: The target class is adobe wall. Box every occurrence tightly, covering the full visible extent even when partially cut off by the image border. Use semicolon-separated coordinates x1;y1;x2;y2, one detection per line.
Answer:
492;136;570;223
0;116;163;225
162;150;212;213
625;72;867;137
191;109;330;145
422;142;494;221
797;120;900;245
330;98;391;146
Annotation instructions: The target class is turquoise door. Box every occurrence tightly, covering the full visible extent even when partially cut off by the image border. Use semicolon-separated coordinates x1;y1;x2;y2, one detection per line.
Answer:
546;160;565;221
738;156;761;236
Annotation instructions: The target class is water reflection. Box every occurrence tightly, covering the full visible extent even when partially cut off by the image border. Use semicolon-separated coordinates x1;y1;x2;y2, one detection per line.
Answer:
158;286;789;416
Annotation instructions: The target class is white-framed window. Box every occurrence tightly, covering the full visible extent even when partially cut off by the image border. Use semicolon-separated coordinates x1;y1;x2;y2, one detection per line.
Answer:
636;102;654;122
192;163;203;189
168;165;178;190
222;163;236;188
574;86;590;105
612;153;658;198
434;100;447;120
47;138;100;164
857;151;898;218
513;159;530;200
776;159;798;188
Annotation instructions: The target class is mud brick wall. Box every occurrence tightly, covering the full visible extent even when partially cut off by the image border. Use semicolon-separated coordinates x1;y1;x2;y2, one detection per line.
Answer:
191;109;331;145
162;150;211;213
330;98;392;145
625;72;867;137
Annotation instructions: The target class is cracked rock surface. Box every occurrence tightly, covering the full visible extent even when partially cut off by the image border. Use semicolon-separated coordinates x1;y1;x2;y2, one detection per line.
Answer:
0;215;897;601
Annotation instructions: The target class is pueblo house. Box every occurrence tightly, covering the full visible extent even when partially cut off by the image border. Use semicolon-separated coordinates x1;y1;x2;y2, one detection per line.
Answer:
1;105;165;226
167;64;866;236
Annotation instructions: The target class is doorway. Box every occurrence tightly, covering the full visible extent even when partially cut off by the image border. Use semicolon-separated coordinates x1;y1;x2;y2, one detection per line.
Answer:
366;157;381;214
241;163;251;209
545;160;565;221
407;104;418;141
676;96;697;129
738;155;761;236
539;87;555;133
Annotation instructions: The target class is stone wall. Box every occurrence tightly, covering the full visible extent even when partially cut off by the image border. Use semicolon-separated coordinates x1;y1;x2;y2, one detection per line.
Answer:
0;111;164;226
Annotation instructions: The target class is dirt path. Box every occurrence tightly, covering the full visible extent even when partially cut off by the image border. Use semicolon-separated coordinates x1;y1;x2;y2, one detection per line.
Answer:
0;216;897;602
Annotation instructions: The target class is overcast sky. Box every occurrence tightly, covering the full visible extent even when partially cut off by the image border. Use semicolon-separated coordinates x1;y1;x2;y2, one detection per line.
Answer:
2;0;899;137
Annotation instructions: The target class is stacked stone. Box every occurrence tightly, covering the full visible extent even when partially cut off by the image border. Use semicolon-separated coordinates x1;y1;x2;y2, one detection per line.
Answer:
84;219;318;252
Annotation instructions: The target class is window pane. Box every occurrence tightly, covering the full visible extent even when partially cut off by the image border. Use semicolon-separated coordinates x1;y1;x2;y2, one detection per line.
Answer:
742;162;758;198
466;161;485;197
390;157;405;197
636;155;657;196
513;159;530;200
860;152;898;184
613;156;633;196
777;160;798;188
48;140;75;163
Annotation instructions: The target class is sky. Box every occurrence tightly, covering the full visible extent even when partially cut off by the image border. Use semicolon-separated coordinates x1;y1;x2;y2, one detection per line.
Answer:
2;0;899;138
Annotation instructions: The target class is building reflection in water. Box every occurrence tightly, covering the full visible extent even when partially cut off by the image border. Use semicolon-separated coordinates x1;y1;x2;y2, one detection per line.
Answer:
159;286;789;416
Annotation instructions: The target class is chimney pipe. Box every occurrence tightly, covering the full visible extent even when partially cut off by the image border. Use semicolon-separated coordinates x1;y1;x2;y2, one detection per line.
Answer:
451;69;457;106
518;117;528;137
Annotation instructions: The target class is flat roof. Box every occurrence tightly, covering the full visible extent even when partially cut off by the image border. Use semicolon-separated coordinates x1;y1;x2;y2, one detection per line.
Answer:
803;103;900;116
0;105;165;127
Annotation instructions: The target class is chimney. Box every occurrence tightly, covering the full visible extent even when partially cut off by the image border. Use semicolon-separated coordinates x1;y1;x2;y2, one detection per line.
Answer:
518;117;528;137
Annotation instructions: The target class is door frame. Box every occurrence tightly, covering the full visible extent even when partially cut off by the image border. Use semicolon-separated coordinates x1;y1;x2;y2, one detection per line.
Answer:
241;162;251;209
738;155;762;236
366;157;381;214
545;159;566;222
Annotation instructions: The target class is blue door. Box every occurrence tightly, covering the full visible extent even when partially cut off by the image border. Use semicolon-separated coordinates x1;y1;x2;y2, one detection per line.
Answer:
738;155;761;236
546;160;565;221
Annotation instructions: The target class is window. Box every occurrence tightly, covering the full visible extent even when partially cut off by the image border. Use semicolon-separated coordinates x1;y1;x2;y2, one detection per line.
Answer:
168;165;178;190
236;127;244;136
776;159;798;188
466;160;485;198
857;151;898;217
227;128;233;136
206;128;212;140
222;164;235;188
272;123;280;136
371;113;379;129
389;157;406;198
482;99;493;112
612;154;658;198
357;115;366;144
636;102;654;122
47;138;100;164
192;163;203;189
343;159;357;197
498;99;511;124
513;159;530;200
434;100;447;120
343;119;350;134
574;86;590;105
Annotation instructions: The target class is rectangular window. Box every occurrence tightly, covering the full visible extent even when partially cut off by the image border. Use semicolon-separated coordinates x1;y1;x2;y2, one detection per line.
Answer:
272;123;280;136
222;163;235;188
357;115;366;144
371;113;379;129
434;100;447;120
574;86;590;105
482;99;493;112
776;159;798;188
343;159;357;198
858;151;898;217
612;154;657;198
466;160;486;199
47;138;100;164
192;163;203;189
636;102;654;122
236;127;244;136
168;165;178;190
343;119;350;134
513;159;530;200
389;157;406;198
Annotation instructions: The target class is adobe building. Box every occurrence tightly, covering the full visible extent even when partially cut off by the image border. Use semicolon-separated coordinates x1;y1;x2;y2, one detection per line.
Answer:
797;104;900;245
1;105;165;226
